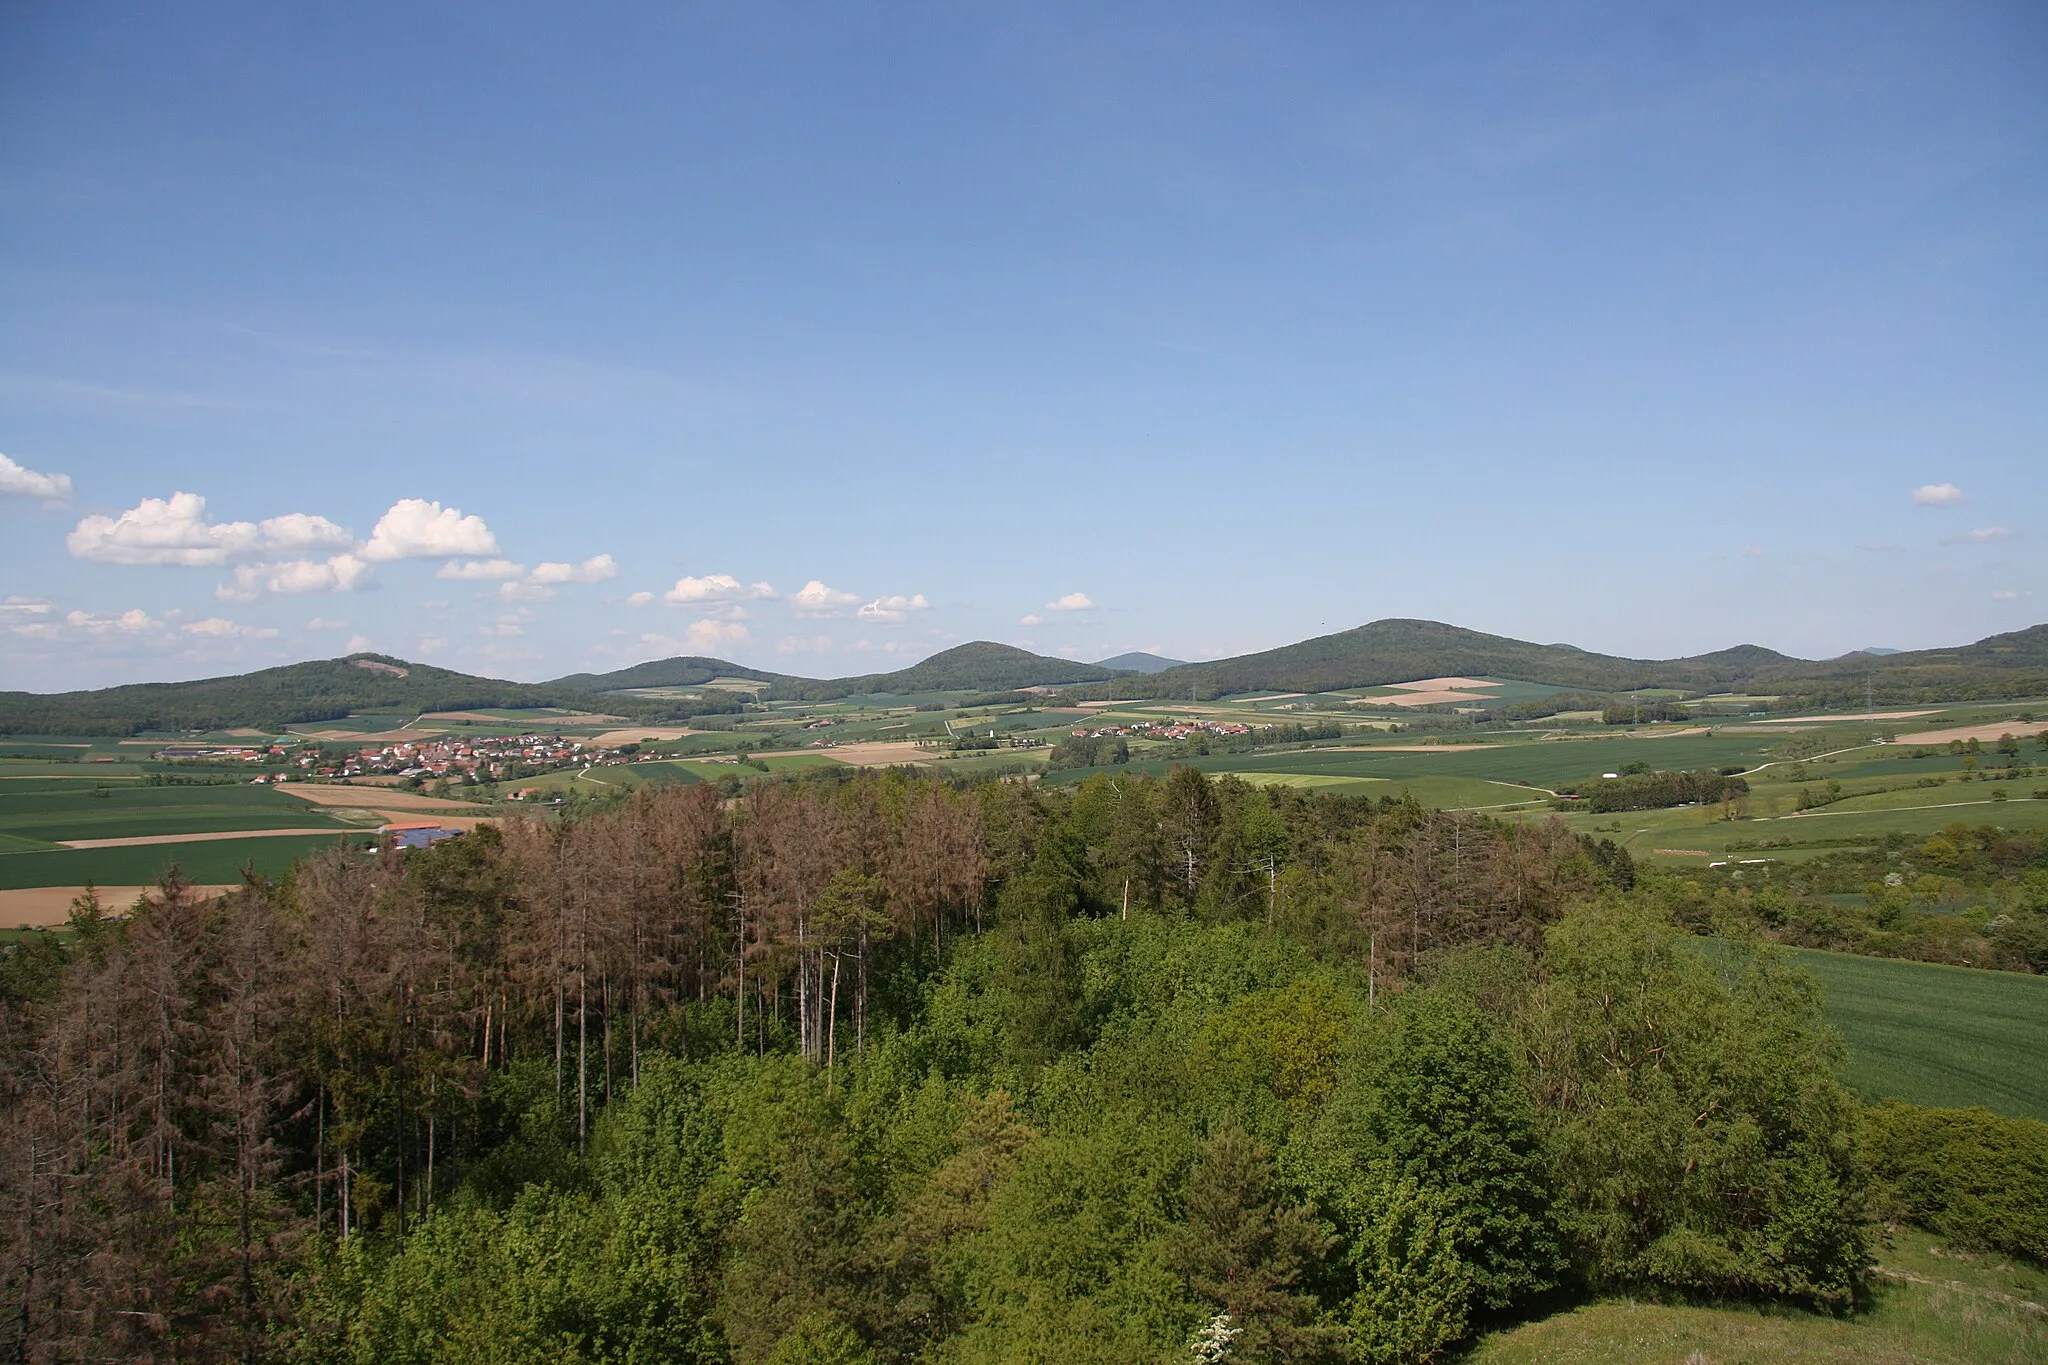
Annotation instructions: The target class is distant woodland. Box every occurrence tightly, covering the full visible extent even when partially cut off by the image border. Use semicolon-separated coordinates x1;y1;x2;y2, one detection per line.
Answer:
0;656;740;737
4;767;2042;1363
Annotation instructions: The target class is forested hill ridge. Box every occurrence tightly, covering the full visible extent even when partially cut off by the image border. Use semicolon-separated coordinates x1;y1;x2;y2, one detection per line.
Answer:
545;655;788;692
1066;617;2048;706
0;653;744;736
1067;619;1801;701
1093;650;1188;673
761;640;1125;701
8;620;2048;736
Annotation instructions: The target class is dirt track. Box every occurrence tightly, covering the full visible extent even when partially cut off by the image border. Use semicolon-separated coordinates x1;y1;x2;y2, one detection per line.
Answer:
59;828;346;850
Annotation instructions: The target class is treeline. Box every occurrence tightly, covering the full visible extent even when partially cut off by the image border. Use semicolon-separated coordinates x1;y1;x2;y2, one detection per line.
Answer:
1047;734;1129;769
0;655;740;737
1556;768;1748;813
1600;697;1690;724
0;766;2006;1362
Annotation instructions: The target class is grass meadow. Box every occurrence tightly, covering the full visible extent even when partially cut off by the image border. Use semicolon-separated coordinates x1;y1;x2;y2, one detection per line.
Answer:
1782;946;2048;1122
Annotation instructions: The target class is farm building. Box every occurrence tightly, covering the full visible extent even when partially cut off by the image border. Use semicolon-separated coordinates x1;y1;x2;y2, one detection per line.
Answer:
381;821;462;850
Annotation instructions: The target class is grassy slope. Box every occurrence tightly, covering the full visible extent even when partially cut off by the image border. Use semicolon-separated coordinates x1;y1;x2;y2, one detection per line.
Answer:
1471;1233;2047;1364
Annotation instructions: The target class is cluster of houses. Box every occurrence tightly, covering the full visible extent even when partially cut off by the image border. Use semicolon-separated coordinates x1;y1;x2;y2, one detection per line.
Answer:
1070;718;1254;742
298;734;615;783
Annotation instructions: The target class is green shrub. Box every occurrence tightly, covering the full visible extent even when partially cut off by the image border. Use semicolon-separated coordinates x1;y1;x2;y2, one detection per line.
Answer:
1863;1100;2048;1262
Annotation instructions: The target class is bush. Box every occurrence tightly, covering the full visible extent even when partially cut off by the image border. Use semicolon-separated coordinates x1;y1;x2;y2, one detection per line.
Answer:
1863;1101;2048;1262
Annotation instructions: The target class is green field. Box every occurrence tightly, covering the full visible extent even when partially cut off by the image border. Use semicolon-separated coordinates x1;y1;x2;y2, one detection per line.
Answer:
0;783;358;844
1545;792;2048;864
0;833;371;892
1773;947;2048;1122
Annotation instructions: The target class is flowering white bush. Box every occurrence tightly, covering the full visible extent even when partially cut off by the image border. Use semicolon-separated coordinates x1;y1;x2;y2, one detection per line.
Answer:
1190;1312;1240;1364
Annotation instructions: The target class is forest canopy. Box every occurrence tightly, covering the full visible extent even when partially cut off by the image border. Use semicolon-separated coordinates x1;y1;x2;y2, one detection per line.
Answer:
0;766;2034;1363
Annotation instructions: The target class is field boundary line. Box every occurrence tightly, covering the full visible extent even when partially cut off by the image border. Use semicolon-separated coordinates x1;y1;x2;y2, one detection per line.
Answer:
57;827;352;850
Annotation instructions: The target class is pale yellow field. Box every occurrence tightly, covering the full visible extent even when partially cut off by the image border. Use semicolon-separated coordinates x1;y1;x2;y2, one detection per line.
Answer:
756;740;931;767
1;886;239;928
1388;676;1495;691
589;727;705;746
281;785;488;812
1897;720;2048;746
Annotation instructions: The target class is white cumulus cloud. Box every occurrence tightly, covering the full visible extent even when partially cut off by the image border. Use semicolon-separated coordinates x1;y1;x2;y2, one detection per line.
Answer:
790;579;860;617
362;498;500;561
531;553;619;585
626;590;654;607
1;595;53;617
219;553;375;600
185;617;279;639
437;558;527;581
1019;613;1044;626
664;573;776;604
69;492;257;566
256;512;354;552
68;492;351;567
684;619;750;651
0;453;74;501
1046;591;1095;612
65;608;162;634
858;593;931;623
499;580;557;603
1912;483;1966;506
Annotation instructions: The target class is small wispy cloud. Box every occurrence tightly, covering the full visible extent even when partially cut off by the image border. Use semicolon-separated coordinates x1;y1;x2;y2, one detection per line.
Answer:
1046;591;1096;611
530;553;618;585
790;580;860;617
858;593;931;623
1912;482;1966;507
664;573;776;605
1947;526;2013;544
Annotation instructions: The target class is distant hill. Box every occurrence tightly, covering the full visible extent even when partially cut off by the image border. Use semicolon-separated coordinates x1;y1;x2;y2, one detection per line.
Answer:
767;641;1121;702
1066;619;1804;702
1758;624;2048;706
548;656;786;692
1093;651;1186;674
0;654;741;737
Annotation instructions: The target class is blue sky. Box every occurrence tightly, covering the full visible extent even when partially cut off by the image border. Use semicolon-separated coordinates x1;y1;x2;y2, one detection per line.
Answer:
2;2;2043;691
